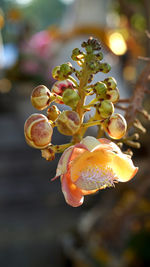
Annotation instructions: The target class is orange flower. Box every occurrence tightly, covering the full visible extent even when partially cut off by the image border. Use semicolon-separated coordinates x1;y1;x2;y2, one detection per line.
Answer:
52;136;138;207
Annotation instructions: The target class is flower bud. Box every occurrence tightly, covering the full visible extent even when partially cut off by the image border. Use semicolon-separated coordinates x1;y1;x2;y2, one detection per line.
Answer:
62;89;80;108
52;63;73;80
95;52;103;60
88;61;102;73
41;147;55;161
24;113;53;149
60;62;73;77
104;77;117;90
51;79;74;104
93;82;107;99
71;48;84;61
52;66;61;80
99;63;111;73
31;85;54;110
98;100;114;119
106;87;120;103
82;37;101;51
47;105;60;121
104;113;127;139
56;110;80;136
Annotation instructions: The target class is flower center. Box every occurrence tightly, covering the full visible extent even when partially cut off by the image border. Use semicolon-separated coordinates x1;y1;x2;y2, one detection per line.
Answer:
75;164;117;191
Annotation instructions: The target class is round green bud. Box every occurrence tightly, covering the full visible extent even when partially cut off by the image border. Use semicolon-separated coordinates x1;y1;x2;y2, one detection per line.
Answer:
62;89;80;108
104;113;127;139
88;61;100;73
99;63;111;73
52;66;61;80
71;48;84;61
104;77;117;90
60;62;73;77
106;87;120;103
98;100;114;119
72;48;80;56
86;45;93;53
93;82;107;98
56;110;80;136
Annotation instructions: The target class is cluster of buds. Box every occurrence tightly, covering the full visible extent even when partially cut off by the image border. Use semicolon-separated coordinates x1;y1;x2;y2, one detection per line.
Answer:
90;76;126;139
24;37;127;158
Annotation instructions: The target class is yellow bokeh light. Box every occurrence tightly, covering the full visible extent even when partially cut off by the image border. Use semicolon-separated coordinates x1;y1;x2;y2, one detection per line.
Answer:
108;32;127;56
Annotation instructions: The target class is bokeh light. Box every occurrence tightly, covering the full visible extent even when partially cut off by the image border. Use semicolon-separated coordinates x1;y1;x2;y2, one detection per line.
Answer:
108;32;127;56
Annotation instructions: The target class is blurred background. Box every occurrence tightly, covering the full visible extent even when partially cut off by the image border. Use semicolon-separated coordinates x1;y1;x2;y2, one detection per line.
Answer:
0;0;150;266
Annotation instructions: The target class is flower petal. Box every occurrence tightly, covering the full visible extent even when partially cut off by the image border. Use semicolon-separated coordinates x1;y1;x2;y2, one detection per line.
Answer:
110;153;138;182
55;146;74;177
54;144;88;178
98;138;121;154
69;144;88;162
61;172;84;207
71;149;113;183
80;136;101;151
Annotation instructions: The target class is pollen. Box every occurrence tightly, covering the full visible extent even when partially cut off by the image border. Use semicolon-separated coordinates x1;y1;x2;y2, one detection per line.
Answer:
75;164;117;191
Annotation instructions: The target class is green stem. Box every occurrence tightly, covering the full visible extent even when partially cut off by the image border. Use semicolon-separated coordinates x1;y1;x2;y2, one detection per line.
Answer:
81;119;103;128
52;143;73;153
72;62;92;143
84;98;98;108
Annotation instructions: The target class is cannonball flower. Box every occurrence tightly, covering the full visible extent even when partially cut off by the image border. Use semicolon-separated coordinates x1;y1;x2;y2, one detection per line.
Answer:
52;136;138;207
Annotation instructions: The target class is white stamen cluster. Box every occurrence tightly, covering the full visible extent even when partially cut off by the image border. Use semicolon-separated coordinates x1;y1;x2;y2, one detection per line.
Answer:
75;165;117;191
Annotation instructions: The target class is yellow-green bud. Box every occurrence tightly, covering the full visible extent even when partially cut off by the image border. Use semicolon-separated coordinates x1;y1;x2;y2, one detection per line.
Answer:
106;87;120;103
88;61;100;73
71;48;84;61
104;77;117;90
62;89;80;108
31;85;54;110
99;63;111;73
24;113;53;149
93;82;107;98
53;63;73;80
56;110;80;136
60;62;73;77
52;66;61;80
47;105;60;121
104;113;127;139
98;100;114;119
52;63;73;81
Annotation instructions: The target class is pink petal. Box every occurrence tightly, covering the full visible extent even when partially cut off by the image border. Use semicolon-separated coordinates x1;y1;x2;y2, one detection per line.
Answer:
54;144;88;179
61;172;84;207
55;146;74;178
